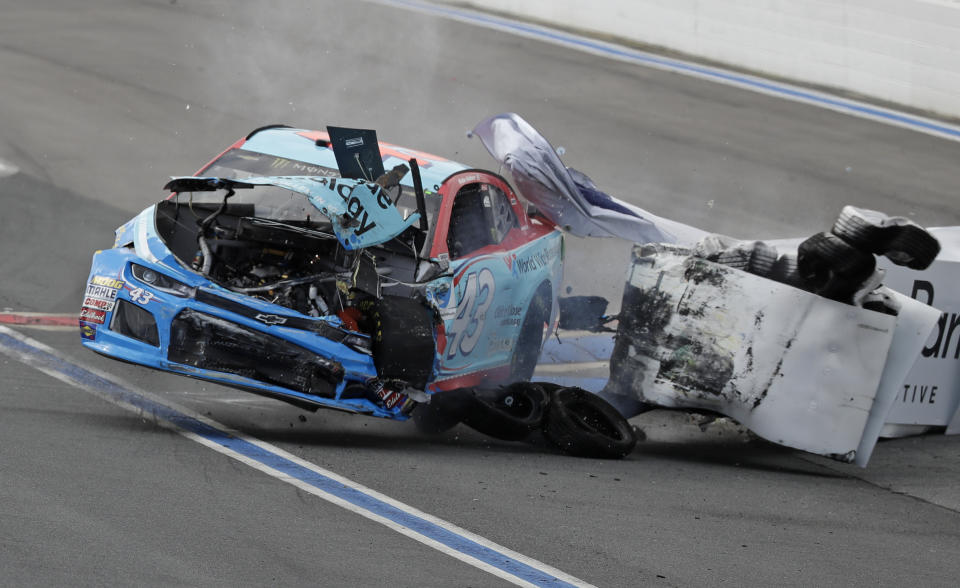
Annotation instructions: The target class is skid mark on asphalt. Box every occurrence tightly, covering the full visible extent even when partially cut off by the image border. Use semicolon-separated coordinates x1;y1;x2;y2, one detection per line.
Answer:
0;325;593;588
372;0;960;143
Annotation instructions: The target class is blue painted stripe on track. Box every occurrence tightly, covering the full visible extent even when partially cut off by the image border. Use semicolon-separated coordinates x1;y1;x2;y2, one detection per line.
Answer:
0;328;581;588
374;0;960;142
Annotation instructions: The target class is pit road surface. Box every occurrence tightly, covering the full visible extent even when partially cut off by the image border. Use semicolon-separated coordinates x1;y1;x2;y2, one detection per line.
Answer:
2;0;960;586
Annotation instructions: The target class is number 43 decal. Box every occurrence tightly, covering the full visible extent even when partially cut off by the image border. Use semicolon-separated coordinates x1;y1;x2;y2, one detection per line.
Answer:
129;287;154;305
446;268;495;359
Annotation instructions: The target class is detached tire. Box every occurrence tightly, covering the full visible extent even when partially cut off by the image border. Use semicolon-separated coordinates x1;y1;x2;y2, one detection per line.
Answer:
797;232;876;302
543;387;637;459
831;205;940;269
747;241;778;278
412;388;473;434
460;382;550;441
769;253;805;289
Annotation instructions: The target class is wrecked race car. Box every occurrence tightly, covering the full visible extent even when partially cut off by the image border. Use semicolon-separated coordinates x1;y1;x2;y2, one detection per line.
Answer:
80;124;564;419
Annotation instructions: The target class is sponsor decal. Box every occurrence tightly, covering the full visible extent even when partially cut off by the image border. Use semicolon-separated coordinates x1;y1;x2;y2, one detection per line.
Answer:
82;297;115;312
899;384;938;405
494;304;523;328
85;284;120;301
91;275;124;289
79;322;97;340
507;240;562;278
370;379;407;410
79;307;106;325
345;136;364;148
315;177;392;237
269;157;338;177
255;313;288;326
382;390;403;409
487;337;514;354
913;280;960;361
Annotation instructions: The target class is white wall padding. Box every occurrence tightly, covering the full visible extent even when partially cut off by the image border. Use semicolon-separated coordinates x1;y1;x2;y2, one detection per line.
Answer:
443;0;960;119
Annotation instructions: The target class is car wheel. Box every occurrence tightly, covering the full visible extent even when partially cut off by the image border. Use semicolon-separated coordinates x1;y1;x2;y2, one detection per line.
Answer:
542;386;637;459
510;286;550;382
460;382;550;441
371;296;436;389
797;232;876;302
831;205;940;269
412;388;472;434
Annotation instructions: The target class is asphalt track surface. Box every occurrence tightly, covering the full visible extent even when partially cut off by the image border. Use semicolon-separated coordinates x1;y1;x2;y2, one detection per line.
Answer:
2;1;960;586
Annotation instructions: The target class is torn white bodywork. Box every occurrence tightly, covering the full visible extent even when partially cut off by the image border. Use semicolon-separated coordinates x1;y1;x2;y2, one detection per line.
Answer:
607;244;940;463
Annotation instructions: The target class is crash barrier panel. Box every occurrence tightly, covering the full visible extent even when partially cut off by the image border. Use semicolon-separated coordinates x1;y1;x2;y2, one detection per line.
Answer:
435;0;960;120
601;244;940;465
539;231;960;464
769;226;960;435
874;228;960;434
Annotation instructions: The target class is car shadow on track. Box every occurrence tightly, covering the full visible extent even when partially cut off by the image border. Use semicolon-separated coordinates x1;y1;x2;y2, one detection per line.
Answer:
633;440;848;478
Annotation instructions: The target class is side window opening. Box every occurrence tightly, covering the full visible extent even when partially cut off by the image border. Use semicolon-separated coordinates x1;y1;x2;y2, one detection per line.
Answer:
446;182;519;258
447;184;492;258
485;184;518;243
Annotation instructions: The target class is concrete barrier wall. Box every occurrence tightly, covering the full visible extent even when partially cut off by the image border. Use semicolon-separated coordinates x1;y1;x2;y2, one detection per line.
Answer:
442;0;960;119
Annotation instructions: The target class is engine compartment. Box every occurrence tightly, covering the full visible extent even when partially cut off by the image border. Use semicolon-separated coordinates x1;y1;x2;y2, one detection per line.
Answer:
155;199;395;318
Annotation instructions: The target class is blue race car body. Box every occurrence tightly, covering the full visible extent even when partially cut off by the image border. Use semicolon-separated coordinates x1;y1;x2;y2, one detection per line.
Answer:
80;125;563;419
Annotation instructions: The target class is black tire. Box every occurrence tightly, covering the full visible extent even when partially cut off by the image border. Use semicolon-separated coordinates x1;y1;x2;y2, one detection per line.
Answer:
883;229;941;269
510;286;550;382
830;206;889;249
412;388;473;434
460;382;550;441
747;241;778;278
769;253;805;288
797;232;876;301
831;205;940;269
542;387;637;459
371;296;436;389
710;245;752;271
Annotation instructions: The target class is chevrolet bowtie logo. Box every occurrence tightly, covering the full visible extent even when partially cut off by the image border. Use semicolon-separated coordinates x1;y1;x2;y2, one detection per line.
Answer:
254;313;288;326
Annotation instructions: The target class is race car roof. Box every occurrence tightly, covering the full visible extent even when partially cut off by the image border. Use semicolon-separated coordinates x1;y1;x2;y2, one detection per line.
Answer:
241;127;469;190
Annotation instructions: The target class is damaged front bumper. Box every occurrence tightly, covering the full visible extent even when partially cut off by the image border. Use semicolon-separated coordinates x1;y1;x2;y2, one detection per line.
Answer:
80;246;412;418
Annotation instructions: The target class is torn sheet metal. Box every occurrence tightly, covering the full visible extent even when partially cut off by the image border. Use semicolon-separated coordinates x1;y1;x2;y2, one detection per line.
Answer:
854;291;942;465
607;244;940;463
470;113;707;245
166;175;420;250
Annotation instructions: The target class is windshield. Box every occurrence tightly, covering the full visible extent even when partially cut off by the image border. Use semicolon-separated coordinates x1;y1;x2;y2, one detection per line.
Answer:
182;148;441;224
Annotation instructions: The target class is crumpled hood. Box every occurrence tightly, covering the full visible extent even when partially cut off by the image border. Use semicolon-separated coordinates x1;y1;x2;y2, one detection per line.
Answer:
165;175;420;250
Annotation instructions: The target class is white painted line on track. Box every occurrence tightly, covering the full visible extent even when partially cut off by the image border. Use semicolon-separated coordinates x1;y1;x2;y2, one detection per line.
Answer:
0;325;594;588
371;0;960;143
